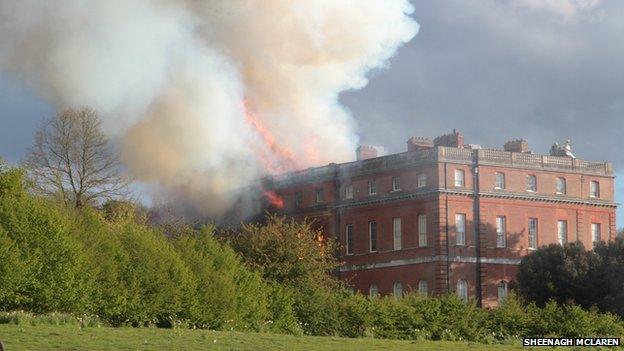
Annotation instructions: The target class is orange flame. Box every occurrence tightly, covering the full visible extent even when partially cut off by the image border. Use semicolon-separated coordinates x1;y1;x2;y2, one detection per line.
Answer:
263;190;284;209
243;100;300;174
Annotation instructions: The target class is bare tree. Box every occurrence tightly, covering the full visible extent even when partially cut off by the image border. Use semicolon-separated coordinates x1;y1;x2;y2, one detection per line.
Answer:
23;108;129;208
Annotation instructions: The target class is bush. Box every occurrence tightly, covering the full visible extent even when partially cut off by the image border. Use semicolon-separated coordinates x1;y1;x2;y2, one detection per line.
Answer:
173;226;271;331
0;168;87;313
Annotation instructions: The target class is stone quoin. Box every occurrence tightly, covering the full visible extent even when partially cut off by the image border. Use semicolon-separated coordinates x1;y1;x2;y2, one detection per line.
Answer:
262;130;616;307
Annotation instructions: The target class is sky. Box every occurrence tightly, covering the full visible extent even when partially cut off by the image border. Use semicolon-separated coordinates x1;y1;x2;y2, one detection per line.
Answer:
0;0;622;226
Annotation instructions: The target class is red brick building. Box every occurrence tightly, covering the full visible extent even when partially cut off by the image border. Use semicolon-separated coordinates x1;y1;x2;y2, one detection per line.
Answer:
264;131;617;306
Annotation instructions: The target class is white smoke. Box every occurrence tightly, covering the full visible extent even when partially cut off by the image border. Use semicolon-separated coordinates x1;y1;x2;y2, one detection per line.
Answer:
0;0;418;216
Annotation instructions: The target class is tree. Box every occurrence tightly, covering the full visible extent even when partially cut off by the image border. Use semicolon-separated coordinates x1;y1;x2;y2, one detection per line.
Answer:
516;242;597;307
227;215;341;289
23;108;128;208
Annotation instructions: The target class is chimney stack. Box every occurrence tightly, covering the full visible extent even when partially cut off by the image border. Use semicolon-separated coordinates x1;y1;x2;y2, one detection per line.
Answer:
433;129;464;148
407;136;434;152
356;146;378;161
504;139;529;153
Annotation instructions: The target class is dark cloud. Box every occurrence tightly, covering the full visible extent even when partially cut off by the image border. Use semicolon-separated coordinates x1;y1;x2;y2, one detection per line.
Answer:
343;0;624;165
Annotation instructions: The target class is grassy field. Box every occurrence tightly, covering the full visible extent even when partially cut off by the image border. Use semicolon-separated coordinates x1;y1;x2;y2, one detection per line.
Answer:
0;324;539;351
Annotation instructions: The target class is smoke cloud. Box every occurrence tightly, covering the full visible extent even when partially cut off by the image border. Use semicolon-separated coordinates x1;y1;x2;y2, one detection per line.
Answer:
0;0;418;216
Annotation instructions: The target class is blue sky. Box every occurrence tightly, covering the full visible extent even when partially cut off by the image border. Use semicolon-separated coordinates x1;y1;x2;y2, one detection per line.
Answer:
0;0;622;227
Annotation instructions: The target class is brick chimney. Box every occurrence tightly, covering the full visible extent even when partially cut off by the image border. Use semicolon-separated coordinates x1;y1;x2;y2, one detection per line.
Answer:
407;137;434;152
356;146;378;161
504;139;529;153
433;129;464;148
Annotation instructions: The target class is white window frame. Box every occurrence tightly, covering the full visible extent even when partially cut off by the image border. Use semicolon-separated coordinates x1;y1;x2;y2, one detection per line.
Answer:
392;176;401;191
457;279;468;303
393;281;403;298
527;175;537;192
315;188;324;203
495;172;505;189
418;280;428;297
417;173;427;188
454;169;465;187
496;216;507;248
556;177;566;195
295;192;302;207
455;213;466;246
591;223;601;247
393;218;402;251
368;180;377;196
346;224;354;255
345;185;354;200
369;221;377;252
498;281;508;303
557;220;568;245
528;218;538;250
418;214;427;247
590;181;600;198
369;284;378;298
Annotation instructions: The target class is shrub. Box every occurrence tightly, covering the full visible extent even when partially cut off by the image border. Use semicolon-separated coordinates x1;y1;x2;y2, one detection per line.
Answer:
173;226;271;331
0;168;87;313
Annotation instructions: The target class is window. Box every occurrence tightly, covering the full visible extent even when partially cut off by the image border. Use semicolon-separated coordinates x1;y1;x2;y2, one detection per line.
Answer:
454;169;465;187
369;284;378;298
418;214;427;247
393;218;402;251
457;279;468;303
455;213;466;246
368;180;377;195
498;281;508;303
590;181;600;198
392;176;401;191
417;173;427;188
557;220;568;245
369;221;377;252
591;223;601;247
346;224;354;255
496;216;507;248
528;218;538;250
556;177;566;195
418;280;428;296
393;282;403;298
295;192;303;207
495;172;505;189
345;185;354;200
527;175;537;192
315;188;324;203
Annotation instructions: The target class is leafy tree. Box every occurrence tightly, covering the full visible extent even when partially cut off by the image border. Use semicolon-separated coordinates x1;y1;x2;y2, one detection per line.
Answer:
228;215;341;289
516;242;597;307
23;108;128;208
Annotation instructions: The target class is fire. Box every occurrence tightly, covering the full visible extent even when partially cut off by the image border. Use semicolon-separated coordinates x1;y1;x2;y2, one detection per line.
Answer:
243;100;300;174
263;190;284;209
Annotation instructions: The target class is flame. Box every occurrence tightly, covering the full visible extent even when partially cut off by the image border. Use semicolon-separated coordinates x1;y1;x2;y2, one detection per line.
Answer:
263;190;284;209
243;100;300;174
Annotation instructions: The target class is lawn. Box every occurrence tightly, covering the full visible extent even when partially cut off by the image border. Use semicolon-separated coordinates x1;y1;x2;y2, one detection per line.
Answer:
0;324;534;351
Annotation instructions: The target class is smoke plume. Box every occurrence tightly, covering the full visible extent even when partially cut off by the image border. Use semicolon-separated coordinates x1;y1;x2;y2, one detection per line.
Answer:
0;0;418;216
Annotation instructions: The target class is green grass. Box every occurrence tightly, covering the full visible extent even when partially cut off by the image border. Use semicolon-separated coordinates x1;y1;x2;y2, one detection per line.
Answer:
0;324;536;351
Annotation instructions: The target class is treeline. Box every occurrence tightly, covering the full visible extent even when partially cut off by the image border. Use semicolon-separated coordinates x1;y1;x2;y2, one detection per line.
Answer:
517;239;624;318
1;164;623;342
